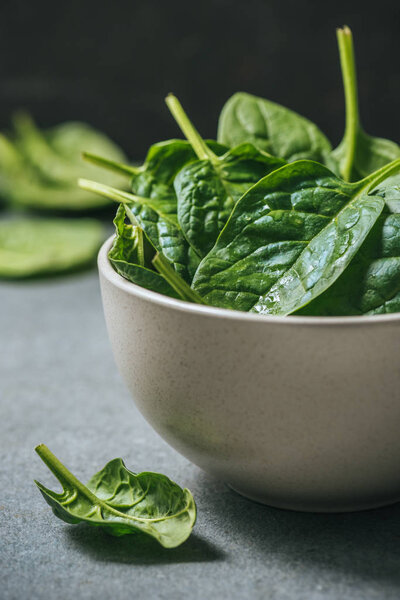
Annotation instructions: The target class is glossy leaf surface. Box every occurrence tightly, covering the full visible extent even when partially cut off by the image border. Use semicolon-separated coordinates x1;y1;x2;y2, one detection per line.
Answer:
175;143;285;257
80;179;197;282
191;160;399;315
35;444;196;548
217;92;332;163
297;197;400;315
108;204;180;298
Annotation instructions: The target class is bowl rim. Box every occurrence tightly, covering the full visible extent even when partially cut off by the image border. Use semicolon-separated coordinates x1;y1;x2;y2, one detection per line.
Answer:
98;235;400;328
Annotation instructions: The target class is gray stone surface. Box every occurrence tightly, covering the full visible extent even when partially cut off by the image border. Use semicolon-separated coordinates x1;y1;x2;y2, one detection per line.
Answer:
1;271;400;600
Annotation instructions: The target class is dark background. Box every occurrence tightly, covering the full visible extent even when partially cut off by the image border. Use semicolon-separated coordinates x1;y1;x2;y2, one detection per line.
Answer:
1;0;399;160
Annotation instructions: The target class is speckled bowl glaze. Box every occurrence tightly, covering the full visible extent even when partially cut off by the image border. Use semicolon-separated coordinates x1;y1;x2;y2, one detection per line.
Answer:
98;237;400;512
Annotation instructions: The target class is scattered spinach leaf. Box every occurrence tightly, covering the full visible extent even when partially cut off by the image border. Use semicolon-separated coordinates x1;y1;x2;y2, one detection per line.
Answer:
35;444;196;548
0;218;103;278
0;113;127;211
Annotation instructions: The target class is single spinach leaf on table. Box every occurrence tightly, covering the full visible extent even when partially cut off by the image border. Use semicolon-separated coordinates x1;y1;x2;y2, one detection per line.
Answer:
0;218;103;278
217;92;332;162
35;444;196;548
166;95;285;258
329;26;400;182
191;159;400;315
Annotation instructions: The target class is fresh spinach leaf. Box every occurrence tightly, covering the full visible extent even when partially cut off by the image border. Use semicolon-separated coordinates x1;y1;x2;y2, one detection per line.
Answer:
84;139;227;219
80;178;197;282
0;218;103;278
35;444;196;548
0;113;127;211
297;196;400;315
108;204;180;298
166;95;285;257
192;159;400;315
217;92;332;163
329;27;400;182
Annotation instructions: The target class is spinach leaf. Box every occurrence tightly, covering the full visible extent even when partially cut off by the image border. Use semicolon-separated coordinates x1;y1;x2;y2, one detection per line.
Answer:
80;178;196;282
217;92;332;163
166;95;285;257
13;113;127;186
192;159;400;315
0;218;103;278
35;444;196;548
108;204;180;298
84;139;227;219
0;113;127;211
329;27;400;182
297;203;400;315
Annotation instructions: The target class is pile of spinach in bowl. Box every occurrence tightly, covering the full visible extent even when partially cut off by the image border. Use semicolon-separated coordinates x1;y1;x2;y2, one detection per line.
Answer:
80;27;400;317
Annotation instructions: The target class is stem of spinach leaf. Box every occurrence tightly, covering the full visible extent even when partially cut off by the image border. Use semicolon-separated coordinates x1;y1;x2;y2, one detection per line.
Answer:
82;152;141;176
165;94;218;165
359;157;400;193
152;252;206;304
337;26;360;181
78;178;176;226
35;444;100;501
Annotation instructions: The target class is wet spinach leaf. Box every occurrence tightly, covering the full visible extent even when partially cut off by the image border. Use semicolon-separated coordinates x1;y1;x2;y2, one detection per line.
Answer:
217;92;332;163
192;159;400;315
329;27;400;182
35;444;196;548
297;195;400;315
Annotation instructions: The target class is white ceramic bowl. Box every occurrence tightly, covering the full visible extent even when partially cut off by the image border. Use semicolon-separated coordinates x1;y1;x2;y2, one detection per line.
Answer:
98;237;400;512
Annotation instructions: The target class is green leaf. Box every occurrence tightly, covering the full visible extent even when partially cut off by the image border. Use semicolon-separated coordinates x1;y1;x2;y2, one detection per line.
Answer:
152;252;205;304
191;159;400;315
84;139;228;220
217;92;332;163
166;95;285;257
35;444;196;548
329;27;400;182
80;178;197;282
2;113;128;211
174;143;285;257
0;218;103;278
297;191;400;315
108;204;180;298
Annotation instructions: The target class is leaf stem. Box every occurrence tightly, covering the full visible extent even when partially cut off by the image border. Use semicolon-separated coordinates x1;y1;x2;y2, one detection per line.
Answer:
152;252;205;304
165;94;218;164
78;178;175;225
337;26;360;181
35;444;99;502
82;152;141;176
359;158;400;193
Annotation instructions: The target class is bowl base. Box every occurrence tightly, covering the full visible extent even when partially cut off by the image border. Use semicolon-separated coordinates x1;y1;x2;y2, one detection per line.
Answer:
227;483;400;513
